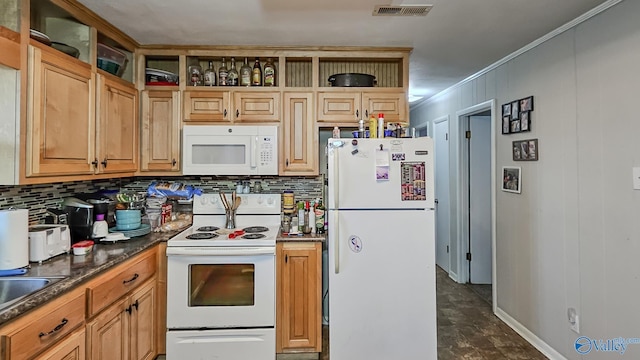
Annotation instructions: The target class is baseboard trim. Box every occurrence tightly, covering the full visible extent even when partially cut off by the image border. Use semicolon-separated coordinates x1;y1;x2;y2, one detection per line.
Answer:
495;307;567;360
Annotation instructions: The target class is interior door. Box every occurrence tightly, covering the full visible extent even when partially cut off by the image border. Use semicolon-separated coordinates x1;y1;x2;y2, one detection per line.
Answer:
434;118;451;273
469;114;492;284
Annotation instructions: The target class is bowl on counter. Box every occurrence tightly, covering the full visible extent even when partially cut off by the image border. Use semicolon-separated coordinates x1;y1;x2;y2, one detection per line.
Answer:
72;240;94;255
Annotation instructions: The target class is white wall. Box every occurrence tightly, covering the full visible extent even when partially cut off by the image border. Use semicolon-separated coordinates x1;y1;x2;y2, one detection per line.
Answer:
410;1;640;358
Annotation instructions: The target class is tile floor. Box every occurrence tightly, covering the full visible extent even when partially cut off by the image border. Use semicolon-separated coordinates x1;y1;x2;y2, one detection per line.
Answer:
159;267;548;360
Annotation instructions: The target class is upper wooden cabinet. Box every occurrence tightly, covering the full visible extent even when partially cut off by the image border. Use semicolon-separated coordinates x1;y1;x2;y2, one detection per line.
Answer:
183;90;280;124
281;92;318;175
140;90;181;172
316;90;407;126
233;91;280;123
26;44;96;177
183;90;230;122
96;74;138;173
25;44;138;180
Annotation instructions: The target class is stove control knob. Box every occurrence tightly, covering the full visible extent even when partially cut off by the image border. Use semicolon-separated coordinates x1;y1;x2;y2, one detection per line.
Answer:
266;197;275;206
257;196;264;204
200;196;208;205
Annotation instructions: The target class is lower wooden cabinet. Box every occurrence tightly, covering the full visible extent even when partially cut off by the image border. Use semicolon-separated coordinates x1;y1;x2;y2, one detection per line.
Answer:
276;241;322;353
0;288;85;360
35;328;86;360
86;277;157;360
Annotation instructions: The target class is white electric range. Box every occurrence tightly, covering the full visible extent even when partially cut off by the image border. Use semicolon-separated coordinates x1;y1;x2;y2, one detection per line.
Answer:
166;193;281;360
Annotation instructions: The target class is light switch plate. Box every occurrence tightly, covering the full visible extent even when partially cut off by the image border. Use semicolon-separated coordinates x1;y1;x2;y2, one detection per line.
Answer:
634;167;640;190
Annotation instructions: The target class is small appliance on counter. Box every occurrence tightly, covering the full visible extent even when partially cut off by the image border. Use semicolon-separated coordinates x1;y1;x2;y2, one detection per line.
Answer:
44;208;67;225
28;224;71;263
62;197;93;243
0;208;29;271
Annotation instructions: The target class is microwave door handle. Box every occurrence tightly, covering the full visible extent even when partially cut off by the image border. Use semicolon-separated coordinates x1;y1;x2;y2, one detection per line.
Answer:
250;136;258;168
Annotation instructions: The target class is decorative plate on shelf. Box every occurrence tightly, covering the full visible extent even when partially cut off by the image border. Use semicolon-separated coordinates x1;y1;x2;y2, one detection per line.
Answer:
29;29;51;46
108;223;151;238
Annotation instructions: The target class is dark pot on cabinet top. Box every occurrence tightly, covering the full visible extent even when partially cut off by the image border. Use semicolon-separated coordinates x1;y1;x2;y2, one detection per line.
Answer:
328;73;376;87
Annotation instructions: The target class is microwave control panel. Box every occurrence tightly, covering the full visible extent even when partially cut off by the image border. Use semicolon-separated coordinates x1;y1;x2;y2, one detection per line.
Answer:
260;136;275;166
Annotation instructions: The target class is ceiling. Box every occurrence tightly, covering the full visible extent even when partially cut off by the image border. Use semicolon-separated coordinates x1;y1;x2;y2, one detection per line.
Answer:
77;0;609;104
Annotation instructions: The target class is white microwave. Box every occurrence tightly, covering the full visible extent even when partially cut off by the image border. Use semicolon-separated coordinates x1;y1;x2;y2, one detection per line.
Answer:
182;125;278;175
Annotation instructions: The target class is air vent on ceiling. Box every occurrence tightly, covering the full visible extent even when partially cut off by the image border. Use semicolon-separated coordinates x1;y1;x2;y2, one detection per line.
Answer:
373;5;432;16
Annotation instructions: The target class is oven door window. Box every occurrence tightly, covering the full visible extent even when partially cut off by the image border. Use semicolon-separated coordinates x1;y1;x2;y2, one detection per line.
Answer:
189;264;254;306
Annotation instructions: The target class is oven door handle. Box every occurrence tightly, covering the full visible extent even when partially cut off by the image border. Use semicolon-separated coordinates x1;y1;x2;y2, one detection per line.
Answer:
166;246;275;256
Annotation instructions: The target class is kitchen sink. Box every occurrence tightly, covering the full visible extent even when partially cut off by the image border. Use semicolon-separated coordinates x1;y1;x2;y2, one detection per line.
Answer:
0;276;65;311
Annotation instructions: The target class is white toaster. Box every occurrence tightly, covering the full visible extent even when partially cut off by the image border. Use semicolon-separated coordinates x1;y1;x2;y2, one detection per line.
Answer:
28;224;71;263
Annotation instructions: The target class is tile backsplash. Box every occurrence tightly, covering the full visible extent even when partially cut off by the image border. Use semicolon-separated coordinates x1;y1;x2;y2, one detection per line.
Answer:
0;176;323;224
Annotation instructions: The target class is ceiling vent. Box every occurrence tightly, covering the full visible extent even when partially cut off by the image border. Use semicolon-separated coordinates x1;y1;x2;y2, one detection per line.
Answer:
373;5;432;16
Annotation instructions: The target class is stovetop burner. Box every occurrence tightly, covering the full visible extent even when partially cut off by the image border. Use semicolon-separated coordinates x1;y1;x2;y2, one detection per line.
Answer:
197;226;220;232
243;226;269;233
185;232;218;239
242;233;266;239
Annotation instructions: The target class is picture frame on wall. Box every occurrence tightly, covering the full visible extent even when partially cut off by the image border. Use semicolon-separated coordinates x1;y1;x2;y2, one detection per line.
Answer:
502;116;510;134
520;96;534;112
512;139;538;161
502;166;521;193
502;103;512;117
510;120;520;133
511;101;520;120
520;111;530;131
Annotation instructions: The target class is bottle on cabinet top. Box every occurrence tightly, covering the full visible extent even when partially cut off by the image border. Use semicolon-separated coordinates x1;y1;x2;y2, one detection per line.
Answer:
252;58;262;86
227;57;239;86
240;57;252;86
218;57;229;86
204;61;216;86
263;58;276;86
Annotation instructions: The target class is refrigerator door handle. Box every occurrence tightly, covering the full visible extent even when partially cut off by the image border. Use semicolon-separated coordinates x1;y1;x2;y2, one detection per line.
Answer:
334;210;340;274
333;146;340;209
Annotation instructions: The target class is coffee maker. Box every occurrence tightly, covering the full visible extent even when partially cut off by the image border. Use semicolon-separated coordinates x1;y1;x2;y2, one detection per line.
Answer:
62;197;93;243
88;199;110;239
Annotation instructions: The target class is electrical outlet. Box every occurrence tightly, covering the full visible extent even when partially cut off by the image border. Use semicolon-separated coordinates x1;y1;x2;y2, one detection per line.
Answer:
633;167;640;189
568;308;580;333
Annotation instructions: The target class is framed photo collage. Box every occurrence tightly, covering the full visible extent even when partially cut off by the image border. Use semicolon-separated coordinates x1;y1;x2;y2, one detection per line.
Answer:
502;96;533;135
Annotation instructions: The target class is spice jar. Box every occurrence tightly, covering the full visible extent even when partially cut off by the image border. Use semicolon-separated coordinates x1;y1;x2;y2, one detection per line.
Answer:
283;190;295;214
254;181;263;193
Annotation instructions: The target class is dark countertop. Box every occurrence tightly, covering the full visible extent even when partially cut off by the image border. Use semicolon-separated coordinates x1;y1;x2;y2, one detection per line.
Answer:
1;227;325;327
0;230;179;327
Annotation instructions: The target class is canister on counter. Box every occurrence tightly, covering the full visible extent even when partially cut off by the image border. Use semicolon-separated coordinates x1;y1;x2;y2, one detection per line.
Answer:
283;190;295;214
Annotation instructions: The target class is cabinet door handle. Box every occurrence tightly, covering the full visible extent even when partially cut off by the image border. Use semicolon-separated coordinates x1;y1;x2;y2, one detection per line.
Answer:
172;158;177;166
365;109;369;118
223;109;227;117
91;159;98;167
285;254;288;263
38;318;68;338
125;305;132;314
285;159;289;167
132;299;139;311
356;109;359;118
123;273;139;284
236;109;240;118
101;158;108;168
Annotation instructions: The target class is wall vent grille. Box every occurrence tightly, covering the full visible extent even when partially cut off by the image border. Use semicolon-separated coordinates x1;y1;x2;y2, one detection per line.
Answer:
373;5;432;16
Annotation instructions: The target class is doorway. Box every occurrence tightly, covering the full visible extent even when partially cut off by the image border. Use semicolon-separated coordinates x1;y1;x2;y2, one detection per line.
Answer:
433;117;451;274
453;100;496;308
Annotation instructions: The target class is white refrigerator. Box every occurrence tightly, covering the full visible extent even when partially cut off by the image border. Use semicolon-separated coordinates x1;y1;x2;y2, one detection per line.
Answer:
327;137;437;360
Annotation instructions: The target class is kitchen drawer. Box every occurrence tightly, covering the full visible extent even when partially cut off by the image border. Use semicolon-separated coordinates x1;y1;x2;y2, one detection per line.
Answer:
1;289;85;360
86;249;157;317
